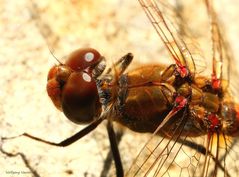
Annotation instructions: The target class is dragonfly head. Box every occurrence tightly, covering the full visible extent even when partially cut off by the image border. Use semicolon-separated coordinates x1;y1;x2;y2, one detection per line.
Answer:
47;48;103;124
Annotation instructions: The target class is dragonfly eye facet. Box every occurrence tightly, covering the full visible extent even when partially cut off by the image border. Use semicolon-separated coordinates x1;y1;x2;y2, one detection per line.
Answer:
47;48;102;124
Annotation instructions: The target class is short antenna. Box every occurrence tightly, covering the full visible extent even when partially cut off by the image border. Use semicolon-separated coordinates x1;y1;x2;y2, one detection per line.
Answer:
48;46;63;65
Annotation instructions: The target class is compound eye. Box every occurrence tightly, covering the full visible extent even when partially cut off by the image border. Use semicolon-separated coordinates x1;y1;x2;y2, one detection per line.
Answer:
65;48;102;71
46;48;102;124
61;71;101;124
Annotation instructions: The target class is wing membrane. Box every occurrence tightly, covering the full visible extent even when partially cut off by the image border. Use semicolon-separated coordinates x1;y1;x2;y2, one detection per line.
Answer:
158;0;207;75
138;0;196;77
205;0;224;89
205;0;239;94
125;108;189;176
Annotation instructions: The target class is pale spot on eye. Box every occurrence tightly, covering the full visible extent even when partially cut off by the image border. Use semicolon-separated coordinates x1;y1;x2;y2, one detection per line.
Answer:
82;73;91;82
84;52;94;62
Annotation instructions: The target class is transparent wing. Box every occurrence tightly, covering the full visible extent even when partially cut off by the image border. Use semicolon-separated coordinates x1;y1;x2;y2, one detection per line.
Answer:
205;0;239;94
158;0;207;74
138;0;197;77
125;105;193;176
197;133;239;177
125;98;208;176
125;112;239;176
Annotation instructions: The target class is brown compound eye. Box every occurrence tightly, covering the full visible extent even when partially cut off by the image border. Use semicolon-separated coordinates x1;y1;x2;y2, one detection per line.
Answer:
65;48;102;72
61;71;101;124
46;48;102;124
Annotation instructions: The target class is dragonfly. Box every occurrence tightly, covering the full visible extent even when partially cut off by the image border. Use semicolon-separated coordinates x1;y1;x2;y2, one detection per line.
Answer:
1;0;239;177
125;0;239;177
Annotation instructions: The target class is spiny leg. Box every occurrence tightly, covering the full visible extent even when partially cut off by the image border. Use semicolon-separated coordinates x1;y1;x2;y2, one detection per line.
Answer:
105;121;124;177
100;128;124;177
2;117;104;147
106;53;133;75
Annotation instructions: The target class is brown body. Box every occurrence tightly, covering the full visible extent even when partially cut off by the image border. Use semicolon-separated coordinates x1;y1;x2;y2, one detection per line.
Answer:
112;64;239;137
114;65;175;133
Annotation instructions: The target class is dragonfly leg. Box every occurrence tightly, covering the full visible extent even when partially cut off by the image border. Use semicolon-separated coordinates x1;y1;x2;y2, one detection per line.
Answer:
106;121;124;177
100;128;124;177
2;117;104;147
106;53;133;75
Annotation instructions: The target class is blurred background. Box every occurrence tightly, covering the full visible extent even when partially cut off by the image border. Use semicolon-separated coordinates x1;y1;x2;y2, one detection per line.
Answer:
0;0;239;177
